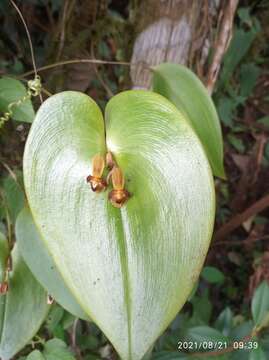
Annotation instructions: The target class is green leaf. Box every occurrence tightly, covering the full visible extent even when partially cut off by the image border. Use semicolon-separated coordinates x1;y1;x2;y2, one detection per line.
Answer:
249;346;267;360
152;352;189;360
46;304;64;333
215;307;233;336
0;246;49;359
257;115;269;128
227;134;245;153
84;355;102;360
185;326;229;343
190;292;212;325
1;172;25;223
15;207;89;320
239;63;260;98
23;90;215;360
77;333;99;351
230;320;253;341
238;7;252;25
21;340;74;360
26;350;45;360
251;281;269;327
0;77;35;123
201;266;225;284
219;22;260;88
217;96;236;128
152;63;225;178
61;312;76;330
43;339;75;360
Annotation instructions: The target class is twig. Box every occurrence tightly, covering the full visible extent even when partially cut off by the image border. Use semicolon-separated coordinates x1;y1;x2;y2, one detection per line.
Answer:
213;235;269;247
252;134;268;185
215;194;269;241
9;0;43;103
19;59;131;78
70;318;81;359
56;0;69;61
206;0;239;94
90;44;114;98
40;87;53;97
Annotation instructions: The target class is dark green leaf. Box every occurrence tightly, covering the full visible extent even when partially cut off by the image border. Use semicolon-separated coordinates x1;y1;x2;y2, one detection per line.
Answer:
185;326;229;344
230;320;253;341
239;63;260;98
215;308;233;336
61;312;76;330
201;266;225;284
43;339;75;360
16;207;89;320
1;172;25;223
251;281;269;327
152;352;189;360
84;355;102;360
26;350;45;360
249;346;267;360
77;334;99;351
0;77;35;123
0;246;49;359
219;22;260;88
238;7;252;25
227;134;245;153
257;116;269;128
191;293;212;325
46;304;65;333
217;96;236;128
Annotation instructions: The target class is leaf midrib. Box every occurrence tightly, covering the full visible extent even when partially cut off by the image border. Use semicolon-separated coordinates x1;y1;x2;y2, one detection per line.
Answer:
108;204;132;359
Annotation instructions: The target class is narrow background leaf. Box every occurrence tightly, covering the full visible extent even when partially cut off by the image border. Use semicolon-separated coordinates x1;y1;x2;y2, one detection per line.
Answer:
0;246;49;359
251;281;269;327
16;207;89;321
152;63;225;178
201;266;225;284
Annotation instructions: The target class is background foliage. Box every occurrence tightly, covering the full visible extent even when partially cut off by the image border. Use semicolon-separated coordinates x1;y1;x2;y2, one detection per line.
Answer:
0;0;269;359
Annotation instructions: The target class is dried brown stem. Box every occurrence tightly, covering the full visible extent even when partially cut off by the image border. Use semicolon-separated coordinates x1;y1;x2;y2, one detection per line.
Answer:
213;235;269;247
56;0;69;61
206;0;239;94
215;194;269;241
90;44;114;98
70;318;82;359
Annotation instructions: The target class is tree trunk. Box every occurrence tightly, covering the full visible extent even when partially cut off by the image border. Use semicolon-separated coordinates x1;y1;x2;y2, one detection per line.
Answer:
130;0;236;91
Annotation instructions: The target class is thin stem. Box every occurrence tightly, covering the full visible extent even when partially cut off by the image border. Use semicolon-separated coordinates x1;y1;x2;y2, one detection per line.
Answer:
9;0;38;77
9;0;43;103
20;59;132;78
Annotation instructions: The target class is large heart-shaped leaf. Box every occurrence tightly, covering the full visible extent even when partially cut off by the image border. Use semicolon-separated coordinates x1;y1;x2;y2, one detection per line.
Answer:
23;90;215;360
16;206;89;320
152;63;225;179
0;243;49;360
